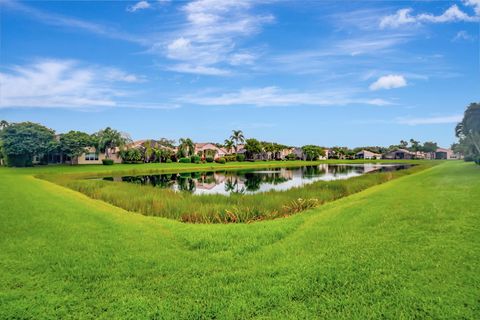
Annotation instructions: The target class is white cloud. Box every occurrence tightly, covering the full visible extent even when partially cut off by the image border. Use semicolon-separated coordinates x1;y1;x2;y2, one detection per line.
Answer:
162;0;274;75
127;1;151;13
167;64;230;76
464;0;480;15
228;53;257;66
104;68;146;82
397;115;463;125
418;5;477;23
453;30;476;41
166;37;193;60
338;35;410;56
3;0;147;44
0;60;143;109
366;98;392;106
380;5;479;28
380;8;417;28
115;102;180;110
181;86;391;107
369;75;407;91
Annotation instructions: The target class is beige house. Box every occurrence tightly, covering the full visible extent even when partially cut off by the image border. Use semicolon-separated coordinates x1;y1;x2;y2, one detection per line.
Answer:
434;148;461;160
235;144;246;154
413;148;461;160
278;147;296;160
355;150;382;160
73;147;122;165
195;143;228;159
384;148;416;160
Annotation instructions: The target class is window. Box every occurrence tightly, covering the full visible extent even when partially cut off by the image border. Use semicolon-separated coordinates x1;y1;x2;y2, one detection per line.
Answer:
85;153;99;161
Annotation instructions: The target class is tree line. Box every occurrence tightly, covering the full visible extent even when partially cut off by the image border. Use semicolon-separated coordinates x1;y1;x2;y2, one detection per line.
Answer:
0;123;131;166
1;102;478;166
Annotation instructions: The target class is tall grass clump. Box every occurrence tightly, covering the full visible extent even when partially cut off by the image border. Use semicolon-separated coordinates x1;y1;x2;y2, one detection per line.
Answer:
62;163;431;223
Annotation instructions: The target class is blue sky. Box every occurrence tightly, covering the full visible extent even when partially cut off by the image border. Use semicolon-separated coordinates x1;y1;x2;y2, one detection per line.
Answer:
0;0;479;147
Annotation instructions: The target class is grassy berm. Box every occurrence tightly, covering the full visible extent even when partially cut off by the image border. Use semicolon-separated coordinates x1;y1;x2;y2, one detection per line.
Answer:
0;161;479;319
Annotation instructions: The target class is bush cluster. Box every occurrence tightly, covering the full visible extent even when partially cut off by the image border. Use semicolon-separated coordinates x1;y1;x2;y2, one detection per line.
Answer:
286;153;297;161
179;157;191;163
215;158;226;164
223;155;237;162
190;155;201;164
236;154;245;162
102;159;114;165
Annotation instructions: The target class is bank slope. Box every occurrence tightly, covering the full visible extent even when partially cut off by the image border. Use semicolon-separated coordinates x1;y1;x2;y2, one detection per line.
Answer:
0;161;478;319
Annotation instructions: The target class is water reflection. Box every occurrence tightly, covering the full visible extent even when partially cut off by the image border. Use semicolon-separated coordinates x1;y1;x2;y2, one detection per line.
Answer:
104;163;411;195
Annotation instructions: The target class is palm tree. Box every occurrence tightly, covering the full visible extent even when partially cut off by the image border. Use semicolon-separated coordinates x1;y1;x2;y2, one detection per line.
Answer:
456;103;480;154
224;139;234;154
0;120;9;130
230;130;245;153
263;142;277;160
96;127;129;159
178;138;195;157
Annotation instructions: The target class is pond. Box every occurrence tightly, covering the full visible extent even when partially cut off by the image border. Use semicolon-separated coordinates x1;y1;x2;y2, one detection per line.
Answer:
102;163;412;196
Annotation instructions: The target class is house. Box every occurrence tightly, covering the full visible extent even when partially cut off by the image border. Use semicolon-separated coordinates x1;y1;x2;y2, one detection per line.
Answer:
278;147;295;160
129;140;177;154
413;151;427;159
434;148;461;160
355;150;382;160
416;148;461;160
318;149;328;160
42;146;122;165
326;148;344;159
383;148;416;160
292;147;305;160
289;147;328;160
326;148;350;159
194;143;227;159
264;147;295;160
323;148;330;160
73;147;122;164
235;144;246;154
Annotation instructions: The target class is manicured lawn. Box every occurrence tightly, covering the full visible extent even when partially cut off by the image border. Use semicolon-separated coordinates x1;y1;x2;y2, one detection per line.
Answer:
0;161;479;319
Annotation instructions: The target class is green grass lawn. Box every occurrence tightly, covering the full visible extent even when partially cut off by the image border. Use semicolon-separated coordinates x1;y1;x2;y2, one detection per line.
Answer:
1;161;479;319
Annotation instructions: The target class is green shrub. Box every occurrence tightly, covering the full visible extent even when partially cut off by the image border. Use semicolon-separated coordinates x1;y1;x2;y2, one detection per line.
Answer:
191;155;201;164
120;148;143;163
166;159;173;163
179;157;191;163
215;158;226;164
6;154;33;167
222;155;236;162
102;159;114;165
206;156;214;163
286;153;296;161
236;154;245;162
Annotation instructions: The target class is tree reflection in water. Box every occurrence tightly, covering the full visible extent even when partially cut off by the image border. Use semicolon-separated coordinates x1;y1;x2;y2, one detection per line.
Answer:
110;164;411;195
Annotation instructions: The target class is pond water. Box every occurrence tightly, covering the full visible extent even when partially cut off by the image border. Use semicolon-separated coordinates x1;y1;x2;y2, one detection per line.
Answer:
102;163;411;196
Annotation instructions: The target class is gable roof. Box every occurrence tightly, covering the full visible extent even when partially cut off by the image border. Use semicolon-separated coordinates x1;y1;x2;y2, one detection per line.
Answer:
356;149;381;156
390;148;414;154
195;143;219;150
